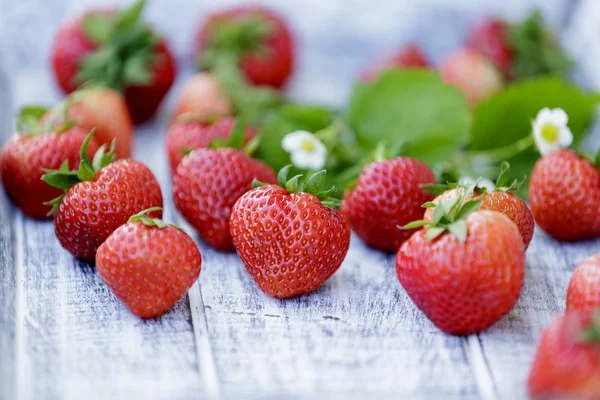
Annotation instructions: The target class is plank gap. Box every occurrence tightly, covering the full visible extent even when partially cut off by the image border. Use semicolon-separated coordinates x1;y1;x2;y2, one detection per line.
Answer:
462;335;497;400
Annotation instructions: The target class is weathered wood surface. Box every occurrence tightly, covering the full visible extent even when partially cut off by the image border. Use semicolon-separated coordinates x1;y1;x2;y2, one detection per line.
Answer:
1;0;599;399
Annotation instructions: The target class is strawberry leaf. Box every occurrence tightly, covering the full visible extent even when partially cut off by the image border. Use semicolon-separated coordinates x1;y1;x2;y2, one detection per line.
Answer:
304;170;326;194
17;106;48;135
348;69;471;168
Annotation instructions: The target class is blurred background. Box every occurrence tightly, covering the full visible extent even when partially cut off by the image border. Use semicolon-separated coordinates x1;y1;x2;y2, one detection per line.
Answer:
1;0;597;110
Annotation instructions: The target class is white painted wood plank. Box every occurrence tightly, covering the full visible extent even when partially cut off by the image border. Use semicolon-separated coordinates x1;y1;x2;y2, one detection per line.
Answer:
0;66;17;400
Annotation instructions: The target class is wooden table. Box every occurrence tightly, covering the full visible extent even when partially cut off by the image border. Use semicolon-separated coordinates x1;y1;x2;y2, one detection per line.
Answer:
1;0;599;399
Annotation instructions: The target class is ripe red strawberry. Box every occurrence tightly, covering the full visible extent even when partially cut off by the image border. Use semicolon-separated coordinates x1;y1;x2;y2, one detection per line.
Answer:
41;87;134;158
529;149;600;241
397;192;525;335
424;164;535;248
360;44;429;82
166;117;255;172
528;311;600;399
341;157;436;252
467;18;513;77
567;254;600;314
171;72;233;124
51;0;176;123
0;117;99;219
173;147;276;251
194;5;294;89
96;208;201;318
439;48;503;107
43;132;163;260
230;167;350;298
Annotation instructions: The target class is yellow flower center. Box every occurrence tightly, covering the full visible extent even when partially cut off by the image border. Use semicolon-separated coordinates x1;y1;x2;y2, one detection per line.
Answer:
541;123;559;143
301;139;315;152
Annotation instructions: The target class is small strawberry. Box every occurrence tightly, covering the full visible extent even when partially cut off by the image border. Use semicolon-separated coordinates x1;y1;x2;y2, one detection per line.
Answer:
567;254;600;315
171;72;233;124
439;48;503;107
194;5;294;89
341;156;436;252
424;163;535;248
41;87;134;158
96;207;201;318
466;18;513;78
166;117;255;172
230;167;350;298
360;44;429;82
173;123;276;250
397;188;525;334
42;132;163;260
0;109;99;219
528;310;600;399
51;0;176;123
529;149;600;241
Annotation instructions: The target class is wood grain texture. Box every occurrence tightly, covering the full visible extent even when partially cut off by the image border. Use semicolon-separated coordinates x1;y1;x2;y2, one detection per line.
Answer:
1;0;598;399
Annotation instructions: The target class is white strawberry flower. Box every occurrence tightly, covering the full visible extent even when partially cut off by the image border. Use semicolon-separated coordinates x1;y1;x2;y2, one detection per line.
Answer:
532;107;573;155
281;130;327;170
458;176;496;192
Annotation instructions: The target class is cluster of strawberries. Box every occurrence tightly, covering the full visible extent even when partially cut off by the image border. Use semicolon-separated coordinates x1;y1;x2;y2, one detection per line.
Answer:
0;2;597;397
362;11;570;108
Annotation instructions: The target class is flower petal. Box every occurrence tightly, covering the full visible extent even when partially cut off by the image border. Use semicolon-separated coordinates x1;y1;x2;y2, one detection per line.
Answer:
550;108;569;125
558;126;574;148
282;131;313;152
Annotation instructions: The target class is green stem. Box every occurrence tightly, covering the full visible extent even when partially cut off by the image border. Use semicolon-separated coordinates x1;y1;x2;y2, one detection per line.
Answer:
467;135;534;165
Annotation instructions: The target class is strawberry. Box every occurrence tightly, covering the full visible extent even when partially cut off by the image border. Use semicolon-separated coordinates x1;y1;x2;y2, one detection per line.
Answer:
171;72;233;124
529;149;600;241
173;127;276;251
51;0;176;123
42;132;163;260
360;44;429;82
528;311;600;399
194;5;294;89
397;189;525;334
466;18;513;78
467;11;572;81
341;157;436;252
424;163;535;248
41;87;134;158
567;254;600;315
230;167;350;298
439;48;503;107
0;110;99;219
96;208;201;318
166;117;255;172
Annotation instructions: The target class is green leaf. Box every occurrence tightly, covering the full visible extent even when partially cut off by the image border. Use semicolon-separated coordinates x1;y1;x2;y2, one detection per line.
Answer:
277;165;292;187
456;199;481;221
447;220;467;242
470;76;600;198
255;105;336;171
348;69;471;168
17;106;49;134
123;56;153;85
508;9;573;81
251;178;269;189
285;174;303;193
400;220;430;230
304;170;326;194
116;0;146;29
82;14;115;44
226;119;246;149
426;227;445;241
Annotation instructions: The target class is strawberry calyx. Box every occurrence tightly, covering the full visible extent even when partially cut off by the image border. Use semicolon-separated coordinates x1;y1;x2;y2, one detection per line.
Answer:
16;104;75;136
402;181;481;242
197;13;275;71
421;161;524;196
253;165;341;208
207;118;261;156
579;310;600;344
128;207;184;230
41;129;116;215
75;0;160;91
